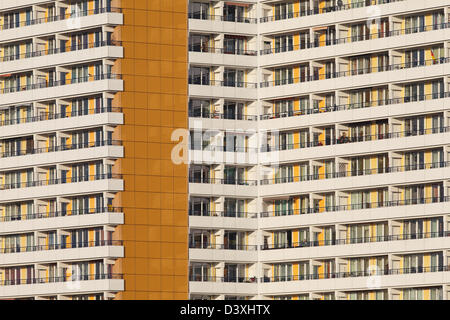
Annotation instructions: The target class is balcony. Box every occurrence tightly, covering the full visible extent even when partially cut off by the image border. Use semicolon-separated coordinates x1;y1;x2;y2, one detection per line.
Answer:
0;139;122;160
260;196;450;218
0;273;124;298
0;76;123;109
0;145;123;174
260;57;450;88
189;177;257;186
0;207;124;235
0;73;121;95
188;77;257;89
188;45;257;56
260;268;450;294
189;243;258;263
189;143;259;166
0;7;122;32
189;45;258;68
260;22;449;55
189;79;257;100
188;12;258;37
188;13;257;24
0;173;122;191
189;176;258;197
189;243;257;251
189;275;257;283
188;109;257;121
0;239;122;254
189;210;258;218
260;92;450;121
261;126;449;154
0;106;122;128
261;266;449;284
260;161;450;186
0;206;122;223
189;213;258;231
0;240;123;266
0;173;123;202
261;231;449;250
1;40;122;64
259;0;404;23
0;272;123;286
260;234;450;263
0;8;123;47
189;275;258;295
190;144;258;153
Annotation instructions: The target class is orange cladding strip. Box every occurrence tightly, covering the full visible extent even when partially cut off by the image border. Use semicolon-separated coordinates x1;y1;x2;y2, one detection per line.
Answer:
111;0;189;300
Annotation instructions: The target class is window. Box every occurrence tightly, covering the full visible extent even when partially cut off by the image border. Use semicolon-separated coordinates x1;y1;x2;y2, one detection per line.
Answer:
350;55;370;75
404;115;425;136
224;101;245;120
224;231;246;250
94;31;102;47
275;165;293;183
223;132;247;152
224;69;245;87
432;79;444;99
350;89;371;108
223;166;246;184
405;185;426;205
274;68;293;85
274;199;293;216
224;264;247;282
432;11;445;30
431;149;443;168
404;151;425;171
71;1;88;18
351;23;369;42
60;170;68;184
189;67;210;85
189;34;210;52
95;261;104;279
224;36;246;55
274;100;293;117
223;4;246;23
405;15;425;34
405;49;425;68
278;131;293;150
190;198;210;216
431;114;444;133
350;190;372;209
274;2;293;20
71;65;89;83
298;97;309;114
189;2;209;20
189;165;210;183
430;287;443;300
404;82;425;102
273;264;293;281
274;35;293;53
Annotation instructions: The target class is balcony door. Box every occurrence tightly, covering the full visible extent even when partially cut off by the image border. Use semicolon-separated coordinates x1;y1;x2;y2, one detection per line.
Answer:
189;67;210;85
224;231;245;250
190;198;210;216
189;2;209;20
223;4;245;22
224;36;245;54
228;264;248;282
224;69;245;87
274;264;293;281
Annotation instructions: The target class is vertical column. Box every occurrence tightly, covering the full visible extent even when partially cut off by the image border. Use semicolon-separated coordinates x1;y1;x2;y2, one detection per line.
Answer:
111;0;189;300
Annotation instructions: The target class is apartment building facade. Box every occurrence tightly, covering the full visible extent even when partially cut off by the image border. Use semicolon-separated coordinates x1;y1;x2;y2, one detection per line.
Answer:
1;0;450;302
0;0;189;299
188;0;450;300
